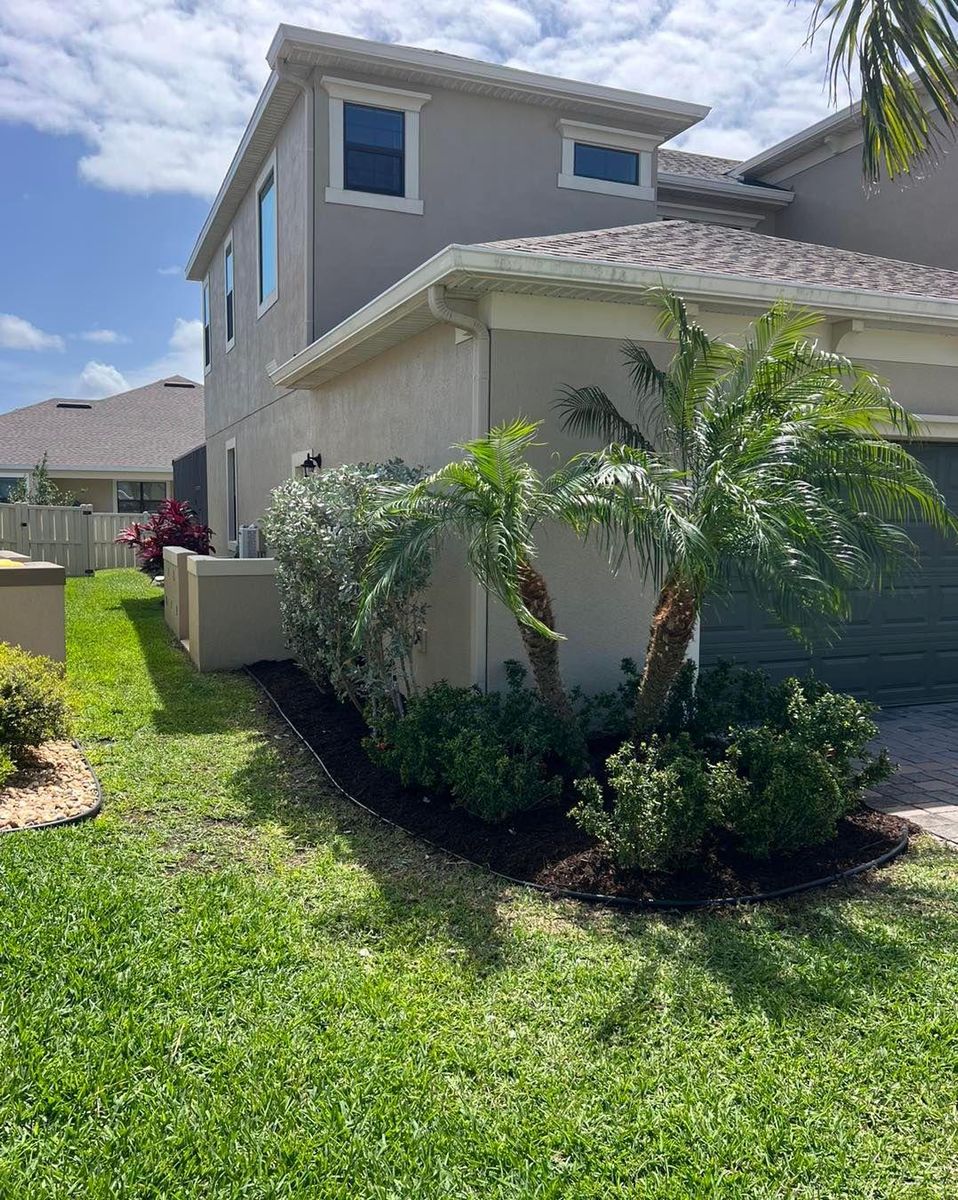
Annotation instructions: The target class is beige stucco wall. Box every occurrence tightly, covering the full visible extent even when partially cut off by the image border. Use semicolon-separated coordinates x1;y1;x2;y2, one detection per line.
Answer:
186;557;289;672
163;546;194;642
44;475;171;513
0;561;66;662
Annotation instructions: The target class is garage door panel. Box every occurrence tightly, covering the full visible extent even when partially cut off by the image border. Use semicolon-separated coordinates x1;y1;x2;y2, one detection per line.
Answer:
700;442;958;705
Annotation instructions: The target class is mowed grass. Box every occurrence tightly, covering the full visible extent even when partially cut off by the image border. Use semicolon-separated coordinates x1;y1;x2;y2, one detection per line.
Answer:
1;571;958;1198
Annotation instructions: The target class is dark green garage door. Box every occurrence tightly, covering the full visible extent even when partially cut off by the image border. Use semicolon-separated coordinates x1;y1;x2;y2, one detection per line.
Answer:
700;442;958;707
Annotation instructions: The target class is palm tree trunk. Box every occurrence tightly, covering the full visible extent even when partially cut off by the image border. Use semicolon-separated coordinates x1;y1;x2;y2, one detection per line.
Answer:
633;577;698;741
516;561;575;724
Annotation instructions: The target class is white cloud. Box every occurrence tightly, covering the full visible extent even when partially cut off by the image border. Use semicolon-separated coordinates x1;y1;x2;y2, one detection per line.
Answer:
157;265;183;276
79;361;129;397
77;328;129;344
0;313;64;352
74;317;203;400
0;1;841;200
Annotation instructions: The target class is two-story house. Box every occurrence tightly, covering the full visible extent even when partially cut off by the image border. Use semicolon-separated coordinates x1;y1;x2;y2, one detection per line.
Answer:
187;25;958;706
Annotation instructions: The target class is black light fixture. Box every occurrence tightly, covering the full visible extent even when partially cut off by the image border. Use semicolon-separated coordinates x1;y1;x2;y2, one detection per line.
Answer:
300;451;322;477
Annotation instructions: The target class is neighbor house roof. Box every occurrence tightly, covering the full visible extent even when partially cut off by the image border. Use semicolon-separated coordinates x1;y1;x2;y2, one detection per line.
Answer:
187;26;709;282
657;149;740;179
271;220;958;391
483;221;958;302
0;377;205;473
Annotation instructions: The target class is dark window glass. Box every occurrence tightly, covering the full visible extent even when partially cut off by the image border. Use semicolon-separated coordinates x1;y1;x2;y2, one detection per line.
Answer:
258;170;277;303
226;447;237;541
344;103;404;197
573;142;640;186
202;281;211;367
117;481;167;514
0;477;20;502
225;243;234;343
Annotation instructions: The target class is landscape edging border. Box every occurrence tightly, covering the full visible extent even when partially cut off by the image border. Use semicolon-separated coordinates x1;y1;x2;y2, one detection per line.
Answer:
0;740;103;835
246;668;910;911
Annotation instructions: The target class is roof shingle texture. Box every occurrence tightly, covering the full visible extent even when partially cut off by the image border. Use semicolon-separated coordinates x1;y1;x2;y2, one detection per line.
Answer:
657;149;740;179
481;220;958;302
0;376;205;471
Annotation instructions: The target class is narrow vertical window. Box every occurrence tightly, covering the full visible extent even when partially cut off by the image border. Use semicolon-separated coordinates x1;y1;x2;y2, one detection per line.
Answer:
257;161;277;313
226;441;237;543
224;238;234;349
202;277;211;372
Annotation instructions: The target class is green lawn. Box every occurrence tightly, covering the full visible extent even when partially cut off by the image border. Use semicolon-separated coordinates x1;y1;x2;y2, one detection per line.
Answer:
1;571;958;1198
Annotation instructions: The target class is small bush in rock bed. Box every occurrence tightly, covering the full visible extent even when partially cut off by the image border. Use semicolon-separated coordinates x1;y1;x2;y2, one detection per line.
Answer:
0;745;14;789
367;662;582;822
0;642;70;765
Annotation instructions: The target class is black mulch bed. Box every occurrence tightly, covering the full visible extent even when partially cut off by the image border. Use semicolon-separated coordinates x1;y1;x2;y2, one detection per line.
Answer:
249;659;911;904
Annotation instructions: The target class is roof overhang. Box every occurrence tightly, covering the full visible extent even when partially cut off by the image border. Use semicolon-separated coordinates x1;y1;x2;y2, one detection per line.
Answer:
656;172;793;208
735;101;861;183
272;242;958;389
187;25;710;282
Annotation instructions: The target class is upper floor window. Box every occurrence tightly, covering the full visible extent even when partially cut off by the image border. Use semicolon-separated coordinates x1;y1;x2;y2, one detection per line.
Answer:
202;277;211;373
557;119;656;201
344;103;404;197
322;76;430;216
257;152;278;317
224;236;235;349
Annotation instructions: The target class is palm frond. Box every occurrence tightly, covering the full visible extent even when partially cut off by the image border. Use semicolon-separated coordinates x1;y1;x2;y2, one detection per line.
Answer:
555;385;648;448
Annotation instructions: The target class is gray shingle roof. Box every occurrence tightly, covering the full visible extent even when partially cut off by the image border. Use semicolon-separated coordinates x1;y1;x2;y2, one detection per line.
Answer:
657;149;740;179
481;220;958;302
0;376;205;471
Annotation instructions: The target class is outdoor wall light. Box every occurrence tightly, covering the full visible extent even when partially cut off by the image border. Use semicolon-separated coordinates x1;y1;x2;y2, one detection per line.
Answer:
301;451;322;476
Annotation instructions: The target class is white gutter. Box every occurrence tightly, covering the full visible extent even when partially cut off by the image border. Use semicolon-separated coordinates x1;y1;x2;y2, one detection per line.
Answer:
270;242;958;389
656;172;794;208
426;283;491;691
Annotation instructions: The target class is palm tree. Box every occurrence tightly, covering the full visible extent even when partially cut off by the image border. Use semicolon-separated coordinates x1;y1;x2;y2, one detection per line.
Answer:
358;418;684;726
809;0;958;182
559;288;957;740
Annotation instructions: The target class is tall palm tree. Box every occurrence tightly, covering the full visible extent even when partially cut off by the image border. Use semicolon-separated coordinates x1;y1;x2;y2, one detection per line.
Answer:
810;0;958;181
358;418;686;726
559;288;957;740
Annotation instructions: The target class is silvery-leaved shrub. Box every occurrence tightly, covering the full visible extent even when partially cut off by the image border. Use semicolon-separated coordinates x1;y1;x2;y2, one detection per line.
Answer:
262;461;429;717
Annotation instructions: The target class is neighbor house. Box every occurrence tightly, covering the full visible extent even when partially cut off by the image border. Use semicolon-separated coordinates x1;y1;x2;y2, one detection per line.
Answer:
0;376;204;512
186;26;958;707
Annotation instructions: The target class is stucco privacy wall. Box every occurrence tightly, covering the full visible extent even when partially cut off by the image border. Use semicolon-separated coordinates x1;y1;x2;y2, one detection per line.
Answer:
203;91;308;447
762;145;958;271
206;321;477;688
309;67;661;336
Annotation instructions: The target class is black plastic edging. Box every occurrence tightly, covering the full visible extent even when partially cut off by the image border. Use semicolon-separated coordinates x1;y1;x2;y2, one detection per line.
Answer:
246;668;910;912
0;740;103;835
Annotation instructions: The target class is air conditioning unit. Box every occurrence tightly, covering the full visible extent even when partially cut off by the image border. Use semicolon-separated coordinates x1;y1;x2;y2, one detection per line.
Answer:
237;522;260;558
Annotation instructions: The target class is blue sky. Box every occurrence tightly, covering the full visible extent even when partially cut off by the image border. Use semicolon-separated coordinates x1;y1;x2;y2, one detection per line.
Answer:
0;0;837;416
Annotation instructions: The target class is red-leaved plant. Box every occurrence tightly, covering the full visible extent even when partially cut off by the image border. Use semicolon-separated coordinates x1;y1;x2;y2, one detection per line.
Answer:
116;499;214;575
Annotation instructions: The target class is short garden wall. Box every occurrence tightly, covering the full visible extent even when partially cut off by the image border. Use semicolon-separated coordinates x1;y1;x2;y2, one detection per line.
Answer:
162;546;194;643
0;560;66;661
186;556;288;672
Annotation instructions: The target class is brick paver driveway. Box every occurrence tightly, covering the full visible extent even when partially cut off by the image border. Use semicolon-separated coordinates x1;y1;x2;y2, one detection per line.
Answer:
868;702;958;845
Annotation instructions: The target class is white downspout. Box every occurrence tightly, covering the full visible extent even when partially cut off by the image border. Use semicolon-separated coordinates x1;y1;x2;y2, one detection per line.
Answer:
276;66;315;348
426;283;491;691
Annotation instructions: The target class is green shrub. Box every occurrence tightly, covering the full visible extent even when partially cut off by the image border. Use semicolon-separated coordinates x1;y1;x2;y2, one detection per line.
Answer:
0;642;70;760
718;726;846;858
0;745;15;789
572;736;712;872
262;461;429;719
368;662;580;822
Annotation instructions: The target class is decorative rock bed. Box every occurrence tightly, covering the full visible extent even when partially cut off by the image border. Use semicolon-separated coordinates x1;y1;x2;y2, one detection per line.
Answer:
0;741;102;832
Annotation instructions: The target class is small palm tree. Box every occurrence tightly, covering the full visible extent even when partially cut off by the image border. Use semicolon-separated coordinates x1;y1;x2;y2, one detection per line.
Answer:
559;288;957;740
809;0;958;182
359;419;685;726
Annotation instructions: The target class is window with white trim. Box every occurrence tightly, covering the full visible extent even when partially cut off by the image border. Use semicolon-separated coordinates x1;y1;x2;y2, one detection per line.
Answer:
557;119;657;200
202;276;211;373
116;480;167;514
226;439;238;544
224;235;235;349
322;76;430;215
256;153;278;316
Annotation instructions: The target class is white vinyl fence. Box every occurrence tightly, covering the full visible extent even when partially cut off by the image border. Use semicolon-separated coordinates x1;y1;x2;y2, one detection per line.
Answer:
0;503;149;576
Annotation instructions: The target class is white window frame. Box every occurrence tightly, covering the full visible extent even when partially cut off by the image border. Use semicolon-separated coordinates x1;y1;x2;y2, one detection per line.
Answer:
225;438;238;547
557;119;657;201
202;275;212;375
224;231;235;351
256;151;278;319
322;77;430;216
